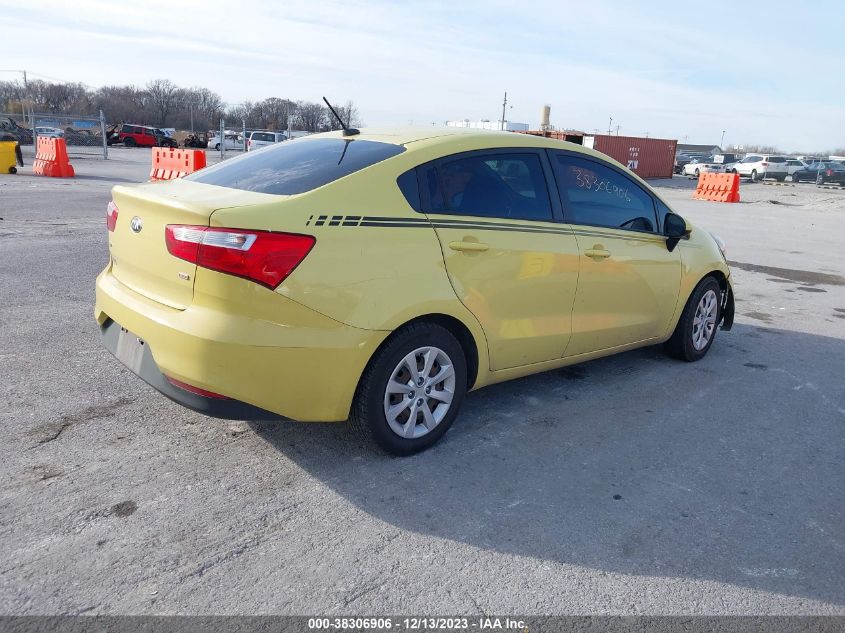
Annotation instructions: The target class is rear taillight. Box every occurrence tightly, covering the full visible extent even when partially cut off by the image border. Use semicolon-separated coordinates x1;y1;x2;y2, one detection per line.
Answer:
761;162;769;167
106;201;119;232
164;225;315;289
826;169;833;176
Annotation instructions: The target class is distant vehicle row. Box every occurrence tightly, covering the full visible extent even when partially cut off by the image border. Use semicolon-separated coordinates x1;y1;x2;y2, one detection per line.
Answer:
676;152;845;184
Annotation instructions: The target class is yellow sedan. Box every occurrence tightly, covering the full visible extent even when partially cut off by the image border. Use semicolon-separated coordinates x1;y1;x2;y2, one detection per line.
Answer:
95;128;734;455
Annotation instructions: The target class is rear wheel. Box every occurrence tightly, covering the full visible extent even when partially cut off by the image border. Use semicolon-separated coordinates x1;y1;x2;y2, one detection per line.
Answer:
350;322;467;455
694;168;700;177
9;166;16;174
665;277;721;362
214;143;221;150
750;169;759;182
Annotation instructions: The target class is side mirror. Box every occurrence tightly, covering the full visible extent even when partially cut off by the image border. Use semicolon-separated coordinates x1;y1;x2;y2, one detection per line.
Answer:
664;213;690;252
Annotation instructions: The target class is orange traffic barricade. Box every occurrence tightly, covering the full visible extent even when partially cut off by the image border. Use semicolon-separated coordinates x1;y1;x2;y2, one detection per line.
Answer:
33;137;74;178
693;172;739;203
150;147;207;180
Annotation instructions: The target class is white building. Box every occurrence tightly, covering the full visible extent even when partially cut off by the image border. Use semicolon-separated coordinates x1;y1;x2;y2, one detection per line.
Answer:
446;119;529;132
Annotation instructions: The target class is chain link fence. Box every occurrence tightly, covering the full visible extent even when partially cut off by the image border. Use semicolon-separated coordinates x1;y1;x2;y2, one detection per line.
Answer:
0;110;108;158
32;111;108;158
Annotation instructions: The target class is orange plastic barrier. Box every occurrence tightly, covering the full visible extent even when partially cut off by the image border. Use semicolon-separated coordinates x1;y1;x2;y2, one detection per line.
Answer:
150;147;207;180
32;137;74;178
693;172;740;203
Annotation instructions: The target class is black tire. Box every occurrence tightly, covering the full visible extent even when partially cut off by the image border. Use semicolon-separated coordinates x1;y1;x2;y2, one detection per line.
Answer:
214;143;221;151
124;137;135;148
9;166;17;174
349;322;468;455
694;168;700;177
750;169;758;182
664;276;722;362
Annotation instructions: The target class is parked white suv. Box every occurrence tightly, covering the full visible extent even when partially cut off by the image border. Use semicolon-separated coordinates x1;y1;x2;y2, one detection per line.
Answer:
247;131;286;151
733;155;788;182
785;159;806;177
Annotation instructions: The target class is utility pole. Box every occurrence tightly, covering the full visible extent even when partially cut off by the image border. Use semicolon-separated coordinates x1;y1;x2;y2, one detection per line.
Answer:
615;124;620;136
607;116;612;135
501;91;508;131
720;130;726;149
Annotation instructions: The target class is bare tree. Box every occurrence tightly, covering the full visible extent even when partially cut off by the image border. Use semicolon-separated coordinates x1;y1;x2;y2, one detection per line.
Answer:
146;79;179;126
326;100;361;131
294;101;327;132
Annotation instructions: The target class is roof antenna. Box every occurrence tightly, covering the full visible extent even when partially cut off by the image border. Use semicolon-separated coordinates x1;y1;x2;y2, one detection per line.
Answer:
323;97;359;136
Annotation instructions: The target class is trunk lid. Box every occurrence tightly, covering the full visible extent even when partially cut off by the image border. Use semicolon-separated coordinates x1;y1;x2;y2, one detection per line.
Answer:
109;179;276;309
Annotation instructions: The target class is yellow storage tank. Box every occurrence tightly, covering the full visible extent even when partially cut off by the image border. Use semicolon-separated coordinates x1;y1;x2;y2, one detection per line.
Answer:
0;140;20;174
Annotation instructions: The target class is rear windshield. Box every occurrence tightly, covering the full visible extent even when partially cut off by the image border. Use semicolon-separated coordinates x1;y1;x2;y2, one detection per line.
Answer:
187;137;405;195
251;132;274;142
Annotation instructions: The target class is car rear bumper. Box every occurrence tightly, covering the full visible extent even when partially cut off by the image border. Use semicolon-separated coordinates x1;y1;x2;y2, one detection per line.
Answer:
95;266;389;422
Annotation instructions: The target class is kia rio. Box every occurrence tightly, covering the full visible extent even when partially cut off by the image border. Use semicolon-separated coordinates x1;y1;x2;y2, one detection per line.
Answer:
95;128;734;455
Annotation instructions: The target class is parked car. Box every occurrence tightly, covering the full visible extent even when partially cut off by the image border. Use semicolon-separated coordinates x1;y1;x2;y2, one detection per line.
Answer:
95;128;734;455
34;126;64;138
247;130;287;151
733;154;788;182
792;162;845;185
208;133;244;151
109;123;177;148
785;159;807;177
682;157;726;177
674;153;709;174
0;116;33;145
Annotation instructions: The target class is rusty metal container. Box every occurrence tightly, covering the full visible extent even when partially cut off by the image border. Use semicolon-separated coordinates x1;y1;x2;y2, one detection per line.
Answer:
584;135;677;179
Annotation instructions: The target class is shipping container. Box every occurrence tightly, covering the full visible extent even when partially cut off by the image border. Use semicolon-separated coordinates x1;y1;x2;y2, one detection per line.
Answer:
584;135;677;179
517;130;677;179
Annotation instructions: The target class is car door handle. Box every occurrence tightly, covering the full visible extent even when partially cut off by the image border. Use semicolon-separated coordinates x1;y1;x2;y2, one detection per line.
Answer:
584;248;611;260
449;241;489;252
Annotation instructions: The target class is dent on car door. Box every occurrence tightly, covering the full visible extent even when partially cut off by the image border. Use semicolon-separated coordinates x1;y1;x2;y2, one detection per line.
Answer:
548;150;682;357
417;150;580;371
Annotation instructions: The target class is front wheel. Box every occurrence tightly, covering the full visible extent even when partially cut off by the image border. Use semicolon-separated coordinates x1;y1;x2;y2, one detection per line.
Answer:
214;143;221;150
350;322;467;455
750;169;759;182
9;166;17;174
123;137;135;148
694;168;700;177
665;277;722;362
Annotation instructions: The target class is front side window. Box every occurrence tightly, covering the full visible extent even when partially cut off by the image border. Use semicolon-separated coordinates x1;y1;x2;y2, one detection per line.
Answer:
551;153;658;233
424;152;552;221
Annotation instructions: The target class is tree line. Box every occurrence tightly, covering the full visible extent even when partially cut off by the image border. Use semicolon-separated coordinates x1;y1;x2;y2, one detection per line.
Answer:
0;78;360;133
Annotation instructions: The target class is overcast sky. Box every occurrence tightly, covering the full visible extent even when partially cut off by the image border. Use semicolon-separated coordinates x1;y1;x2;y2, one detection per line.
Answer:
4;0;843;151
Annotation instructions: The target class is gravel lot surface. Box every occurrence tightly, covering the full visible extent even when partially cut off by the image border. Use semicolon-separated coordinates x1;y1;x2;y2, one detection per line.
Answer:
1;147;843;615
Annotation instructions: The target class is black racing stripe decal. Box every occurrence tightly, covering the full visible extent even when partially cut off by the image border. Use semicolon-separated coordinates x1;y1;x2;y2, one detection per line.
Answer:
306;215;664;242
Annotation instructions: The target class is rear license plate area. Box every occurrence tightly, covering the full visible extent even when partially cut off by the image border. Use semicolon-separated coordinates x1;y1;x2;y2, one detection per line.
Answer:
115;326;146;374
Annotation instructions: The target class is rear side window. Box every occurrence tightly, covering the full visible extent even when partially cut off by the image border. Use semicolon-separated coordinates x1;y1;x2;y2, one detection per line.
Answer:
423;152;553;221
768;156;786;163
551;153;658;233
187;137;405;195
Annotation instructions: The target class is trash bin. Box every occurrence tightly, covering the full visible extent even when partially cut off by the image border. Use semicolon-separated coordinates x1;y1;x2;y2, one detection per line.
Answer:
0;137;23;174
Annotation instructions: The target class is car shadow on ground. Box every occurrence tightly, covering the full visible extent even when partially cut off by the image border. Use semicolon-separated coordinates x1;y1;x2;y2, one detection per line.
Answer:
249;323;845;606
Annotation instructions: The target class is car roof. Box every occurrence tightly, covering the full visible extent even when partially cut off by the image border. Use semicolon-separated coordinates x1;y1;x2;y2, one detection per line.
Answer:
302;126;628;165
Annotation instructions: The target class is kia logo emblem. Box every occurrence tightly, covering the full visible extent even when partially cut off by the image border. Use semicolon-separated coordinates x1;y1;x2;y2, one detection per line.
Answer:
130;216;143;233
